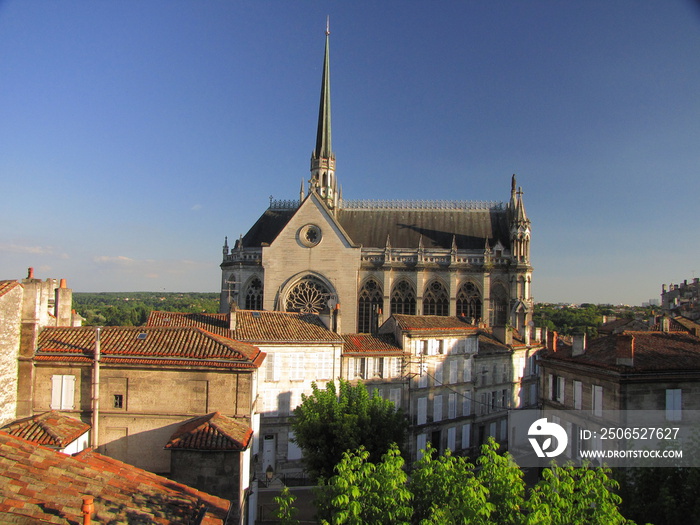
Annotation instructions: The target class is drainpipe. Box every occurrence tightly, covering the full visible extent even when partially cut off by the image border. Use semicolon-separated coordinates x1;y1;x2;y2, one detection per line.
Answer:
91;327;101;449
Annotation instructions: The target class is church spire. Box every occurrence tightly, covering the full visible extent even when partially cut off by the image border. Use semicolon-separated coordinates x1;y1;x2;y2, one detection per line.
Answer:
310;17;338;211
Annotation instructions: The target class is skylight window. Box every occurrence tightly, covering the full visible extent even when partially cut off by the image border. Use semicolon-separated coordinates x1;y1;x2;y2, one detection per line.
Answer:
252;312;261;318
137;333;147;340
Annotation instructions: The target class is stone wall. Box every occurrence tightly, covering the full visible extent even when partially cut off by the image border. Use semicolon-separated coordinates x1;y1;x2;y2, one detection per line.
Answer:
0;284;22;425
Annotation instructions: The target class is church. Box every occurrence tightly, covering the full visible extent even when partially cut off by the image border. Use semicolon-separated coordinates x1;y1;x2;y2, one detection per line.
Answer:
220;28;533;338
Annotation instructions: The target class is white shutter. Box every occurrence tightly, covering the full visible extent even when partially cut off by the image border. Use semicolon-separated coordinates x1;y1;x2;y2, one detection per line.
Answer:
548;374;554;400
62;375;75;409
449;361;458;384
434;364;443;385
447;427;456;452
448;393;456;419
389;388;402;408
417;397;427;425
51;375;63;410
433;395;443;422
461;423;471;449
463;358;472;382
593;385;603;417
416;433;427;460
666;389;682;421
462;391;471;416
556;376;565;403
574;381;582;410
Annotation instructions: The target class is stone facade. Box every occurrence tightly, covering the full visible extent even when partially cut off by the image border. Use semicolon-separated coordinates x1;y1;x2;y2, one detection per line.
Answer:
220;31;534;336
0;281;23;426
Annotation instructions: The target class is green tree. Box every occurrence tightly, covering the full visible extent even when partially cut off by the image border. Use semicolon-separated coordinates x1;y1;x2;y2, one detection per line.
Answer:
476;439;525;524
274;486;300;525
525;462;631;525
317;444;412;525
409;444;493;524
291;380;408;480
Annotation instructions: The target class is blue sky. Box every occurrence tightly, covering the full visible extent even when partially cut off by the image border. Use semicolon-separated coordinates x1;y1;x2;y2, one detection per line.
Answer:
1;1;699;305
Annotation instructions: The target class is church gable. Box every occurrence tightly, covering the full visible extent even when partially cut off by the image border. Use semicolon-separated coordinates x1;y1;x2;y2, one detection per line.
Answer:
268;192;357;251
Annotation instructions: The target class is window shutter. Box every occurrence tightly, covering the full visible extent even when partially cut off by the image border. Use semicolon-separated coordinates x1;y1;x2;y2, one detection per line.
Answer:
416;433;427;460
462;391;471;416
448;393;456;419
461;423;471;449
417;397;427;425
433;395;443;422
51;375;63;410
447;427;456;451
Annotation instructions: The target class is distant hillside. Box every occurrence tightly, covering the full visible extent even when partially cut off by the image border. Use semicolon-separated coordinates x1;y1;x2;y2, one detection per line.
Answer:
73;292;220;326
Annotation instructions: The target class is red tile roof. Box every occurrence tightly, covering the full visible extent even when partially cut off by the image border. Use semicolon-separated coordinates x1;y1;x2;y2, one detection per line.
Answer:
166;412;252;451
1;411;89;449
36;326;265;369
391;314;478;332
0;432;229;524
0;280;21;299
148;309;343;344
544;331;700;372
342;333;404;355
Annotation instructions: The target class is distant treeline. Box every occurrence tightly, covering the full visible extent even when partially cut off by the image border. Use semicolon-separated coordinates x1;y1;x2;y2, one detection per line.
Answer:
73;292;220;326
534;303;656;337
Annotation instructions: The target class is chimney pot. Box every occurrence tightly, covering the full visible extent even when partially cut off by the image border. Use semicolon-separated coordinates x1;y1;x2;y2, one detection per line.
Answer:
27;267;34;279
60;278;67;289
547;331;558;352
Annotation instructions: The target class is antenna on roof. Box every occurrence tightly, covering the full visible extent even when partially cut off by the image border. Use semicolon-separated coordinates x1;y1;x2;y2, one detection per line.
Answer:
326;15;330;35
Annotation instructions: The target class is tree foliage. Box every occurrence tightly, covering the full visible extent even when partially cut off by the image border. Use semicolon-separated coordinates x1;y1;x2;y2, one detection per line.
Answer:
73;292;219;326
290;380;408;481
274;486;300;525
316;444;412;525
284;437;638;525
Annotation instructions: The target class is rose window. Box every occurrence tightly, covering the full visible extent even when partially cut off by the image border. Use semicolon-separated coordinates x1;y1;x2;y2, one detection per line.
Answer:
285;277;332;313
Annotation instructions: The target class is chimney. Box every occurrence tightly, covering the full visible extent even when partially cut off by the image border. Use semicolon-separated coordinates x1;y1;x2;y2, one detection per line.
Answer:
616;334;635;366
572;333;587;356
27;267;34;279
82;495;94;525
228;303;237;331
661;317;670;333
493;325;513;346
55;279;73;327
547;331;558;352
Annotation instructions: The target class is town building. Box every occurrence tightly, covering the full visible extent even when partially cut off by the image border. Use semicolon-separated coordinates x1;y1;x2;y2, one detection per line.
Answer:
538;326;700;457
219;28;534;337
662;278;700;321
0;269;83;426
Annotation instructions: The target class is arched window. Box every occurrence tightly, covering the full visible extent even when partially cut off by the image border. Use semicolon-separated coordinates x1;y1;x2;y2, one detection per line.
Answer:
456;282;482;322
390;280;416;315
491;285;509;326
244;277;263;310
358;279;383;333
285;276;333;314
423;280;449;316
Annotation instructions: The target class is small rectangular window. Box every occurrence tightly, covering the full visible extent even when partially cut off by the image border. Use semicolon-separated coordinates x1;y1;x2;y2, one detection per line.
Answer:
113;394;124;409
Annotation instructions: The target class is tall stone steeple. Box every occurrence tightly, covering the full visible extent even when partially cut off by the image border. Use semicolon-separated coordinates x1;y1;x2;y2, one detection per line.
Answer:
310;18;338;211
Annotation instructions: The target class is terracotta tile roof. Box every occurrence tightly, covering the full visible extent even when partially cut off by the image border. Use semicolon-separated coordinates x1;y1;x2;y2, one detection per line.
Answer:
166;412;252;451
1;412;89;449
391;314;478;332
36;326;265;369
543;330;700;372
477;333;512;354
342;333;404;355
0;431;230;524
0;280;21;299
148;309;343;344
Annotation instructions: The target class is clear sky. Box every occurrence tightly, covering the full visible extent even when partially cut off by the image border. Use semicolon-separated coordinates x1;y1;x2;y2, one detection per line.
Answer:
1;1;699;305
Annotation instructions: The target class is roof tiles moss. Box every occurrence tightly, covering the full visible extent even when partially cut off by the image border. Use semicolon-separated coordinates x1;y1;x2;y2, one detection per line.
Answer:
1;412;89;449
166;412;252;451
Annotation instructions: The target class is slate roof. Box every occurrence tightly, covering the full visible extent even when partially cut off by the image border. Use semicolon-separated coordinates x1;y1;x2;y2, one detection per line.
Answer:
35;326;265;369
0;280;21;298
1;412;89;449
391;314;479;332
240;206;510;251
543;331;700;372
342;333;404;355
0;431;230;524
147;310;343;344
166;412;252;452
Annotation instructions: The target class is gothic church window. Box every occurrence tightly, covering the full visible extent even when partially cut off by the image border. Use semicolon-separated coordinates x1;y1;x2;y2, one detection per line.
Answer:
245;277;263;310
491;285;509;326
358;279;383;333
285;276;332;314
423;280;449;316
456;282;482;321
390;280;416;315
